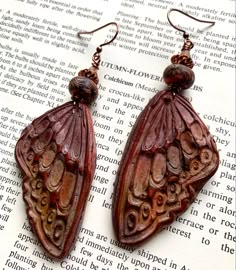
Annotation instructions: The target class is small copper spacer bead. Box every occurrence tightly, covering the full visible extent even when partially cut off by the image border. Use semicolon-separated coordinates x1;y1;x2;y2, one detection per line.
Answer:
96;46;102;53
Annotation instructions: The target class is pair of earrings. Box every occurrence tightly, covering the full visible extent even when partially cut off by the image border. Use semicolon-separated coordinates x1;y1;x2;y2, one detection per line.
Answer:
15;9;219;258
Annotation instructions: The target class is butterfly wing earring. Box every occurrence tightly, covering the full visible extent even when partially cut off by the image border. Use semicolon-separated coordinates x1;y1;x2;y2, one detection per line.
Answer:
112;9;219;245
15;22;118;259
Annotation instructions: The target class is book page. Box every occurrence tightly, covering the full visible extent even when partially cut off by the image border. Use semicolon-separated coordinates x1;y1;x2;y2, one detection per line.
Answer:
0;0;235;269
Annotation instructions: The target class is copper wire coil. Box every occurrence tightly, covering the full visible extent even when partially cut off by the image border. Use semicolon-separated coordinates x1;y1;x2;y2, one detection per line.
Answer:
91;52;101;69
181;39;194;51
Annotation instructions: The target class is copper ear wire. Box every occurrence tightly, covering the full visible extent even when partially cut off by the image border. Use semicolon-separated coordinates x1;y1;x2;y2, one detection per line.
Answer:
78;22;119;69
78;22;119;47
167;9;215;38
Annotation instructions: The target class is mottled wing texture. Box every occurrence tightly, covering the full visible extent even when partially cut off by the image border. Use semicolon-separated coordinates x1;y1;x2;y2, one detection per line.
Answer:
112;90;219;245
15;101;96;258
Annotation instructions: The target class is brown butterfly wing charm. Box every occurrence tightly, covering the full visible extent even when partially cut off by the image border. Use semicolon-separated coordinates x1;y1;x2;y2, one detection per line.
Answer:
112;89;219;245
15;74;97;258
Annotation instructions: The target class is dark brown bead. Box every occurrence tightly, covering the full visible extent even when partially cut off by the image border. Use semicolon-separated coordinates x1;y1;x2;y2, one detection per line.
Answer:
69;76;98;104
163;64;195;91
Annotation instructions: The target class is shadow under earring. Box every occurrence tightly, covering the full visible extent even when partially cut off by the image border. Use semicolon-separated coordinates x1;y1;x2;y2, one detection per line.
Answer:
112;9;219;245
15;22;118;259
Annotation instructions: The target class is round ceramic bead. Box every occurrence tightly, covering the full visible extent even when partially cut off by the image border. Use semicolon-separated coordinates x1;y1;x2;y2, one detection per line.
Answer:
69;76;98;104
163;64;195;91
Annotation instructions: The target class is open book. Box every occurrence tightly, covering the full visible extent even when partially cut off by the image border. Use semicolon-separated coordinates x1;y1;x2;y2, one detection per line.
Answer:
0;0;235;269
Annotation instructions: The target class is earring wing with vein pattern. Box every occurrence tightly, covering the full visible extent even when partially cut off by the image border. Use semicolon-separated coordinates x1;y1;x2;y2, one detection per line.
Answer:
112;38;219;245
15;66;99;258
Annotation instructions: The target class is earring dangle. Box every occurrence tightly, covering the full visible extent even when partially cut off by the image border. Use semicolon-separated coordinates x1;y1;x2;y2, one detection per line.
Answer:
15;22;118;259
112;10;219;245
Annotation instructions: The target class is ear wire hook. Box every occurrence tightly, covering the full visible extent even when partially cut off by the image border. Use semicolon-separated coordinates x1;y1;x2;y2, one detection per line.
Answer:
167;9;215;38
78;22;119;48
77;22;118;69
